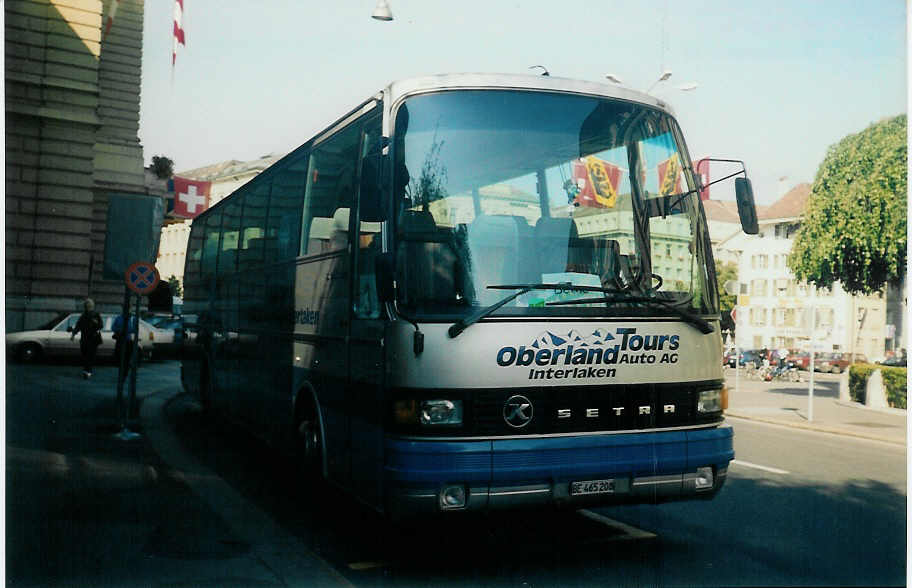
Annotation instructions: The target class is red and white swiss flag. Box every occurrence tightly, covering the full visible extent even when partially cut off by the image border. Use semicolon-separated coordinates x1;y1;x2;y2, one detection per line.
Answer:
172;176;211;219
173;0;185;66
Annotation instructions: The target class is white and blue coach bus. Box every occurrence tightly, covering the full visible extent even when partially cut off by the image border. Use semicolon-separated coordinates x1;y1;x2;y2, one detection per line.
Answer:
181;73;759;517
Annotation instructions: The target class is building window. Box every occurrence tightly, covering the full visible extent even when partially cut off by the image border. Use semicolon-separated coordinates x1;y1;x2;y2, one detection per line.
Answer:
750;307;769;326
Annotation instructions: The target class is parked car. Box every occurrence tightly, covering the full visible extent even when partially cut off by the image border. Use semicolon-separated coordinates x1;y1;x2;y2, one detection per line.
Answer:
737;349;765;367
785;350;811;370
723;350;737;367
6;312;154;363
142;315;183;358
878;355;907;367
815;352;868;374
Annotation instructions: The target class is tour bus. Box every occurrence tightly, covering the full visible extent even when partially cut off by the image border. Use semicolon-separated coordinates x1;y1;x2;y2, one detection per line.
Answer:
181;73;759;517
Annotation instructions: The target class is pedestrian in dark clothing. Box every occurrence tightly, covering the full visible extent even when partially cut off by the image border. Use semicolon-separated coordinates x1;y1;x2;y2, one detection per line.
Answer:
71;298;103;378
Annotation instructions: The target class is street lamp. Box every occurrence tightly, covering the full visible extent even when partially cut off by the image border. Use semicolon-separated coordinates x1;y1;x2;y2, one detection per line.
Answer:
529;65;550;76
646;69;673;93
372;0;393;21
676;82;698;91
604;73;624;85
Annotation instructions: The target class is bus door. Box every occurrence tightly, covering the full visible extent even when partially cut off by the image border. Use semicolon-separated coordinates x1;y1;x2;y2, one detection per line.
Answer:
347;119;385;507
300;120;370;485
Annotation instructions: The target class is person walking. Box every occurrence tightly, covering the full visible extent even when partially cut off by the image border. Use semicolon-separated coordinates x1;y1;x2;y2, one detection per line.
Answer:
70;298;103;378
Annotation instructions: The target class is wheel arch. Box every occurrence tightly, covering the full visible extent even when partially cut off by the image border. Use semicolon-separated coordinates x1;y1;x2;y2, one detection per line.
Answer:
292;381;328;479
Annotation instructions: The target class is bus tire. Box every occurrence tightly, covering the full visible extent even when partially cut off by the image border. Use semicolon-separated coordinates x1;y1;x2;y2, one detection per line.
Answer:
294;393;323;479
198;359;213;415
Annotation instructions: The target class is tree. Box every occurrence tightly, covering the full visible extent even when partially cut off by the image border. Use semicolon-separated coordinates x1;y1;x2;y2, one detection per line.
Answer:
151;155;174;179
715;260;738;333
167;275;183;299
789;115;906;295
715;260;738;311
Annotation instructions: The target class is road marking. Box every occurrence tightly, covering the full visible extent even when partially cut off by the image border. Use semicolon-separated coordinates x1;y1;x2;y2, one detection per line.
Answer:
731;459;789;475
577;509;657;540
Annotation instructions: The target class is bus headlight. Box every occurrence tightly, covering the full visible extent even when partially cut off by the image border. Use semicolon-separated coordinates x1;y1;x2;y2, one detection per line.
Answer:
419;399;463;426
697;389;722;414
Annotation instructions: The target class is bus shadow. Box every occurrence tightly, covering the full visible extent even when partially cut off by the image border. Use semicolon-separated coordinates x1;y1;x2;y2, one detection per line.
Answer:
163;393;906;587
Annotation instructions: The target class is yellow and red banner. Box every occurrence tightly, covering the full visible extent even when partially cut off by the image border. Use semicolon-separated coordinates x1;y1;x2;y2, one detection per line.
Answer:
572;156;622;208
657;153;683;196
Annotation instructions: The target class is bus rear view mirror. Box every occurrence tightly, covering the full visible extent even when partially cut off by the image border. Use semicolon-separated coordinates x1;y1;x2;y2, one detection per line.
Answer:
735;178;759;235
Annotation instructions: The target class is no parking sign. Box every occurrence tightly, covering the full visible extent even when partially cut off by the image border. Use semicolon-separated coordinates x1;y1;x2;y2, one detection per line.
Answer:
124;261;160;295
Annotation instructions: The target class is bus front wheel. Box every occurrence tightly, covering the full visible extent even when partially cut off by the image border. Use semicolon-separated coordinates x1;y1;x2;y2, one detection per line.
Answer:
198;361;213;415
295;402;323;478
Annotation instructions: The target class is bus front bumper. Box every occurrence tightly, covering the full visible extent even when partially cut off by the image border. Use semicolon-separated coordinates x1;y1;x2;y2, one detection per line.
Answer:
383;425;732;517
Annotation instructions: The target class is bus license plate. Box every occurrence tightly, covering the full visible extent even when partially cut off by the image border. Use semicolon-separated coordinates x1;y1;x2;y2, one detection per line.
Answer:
571;479;615;496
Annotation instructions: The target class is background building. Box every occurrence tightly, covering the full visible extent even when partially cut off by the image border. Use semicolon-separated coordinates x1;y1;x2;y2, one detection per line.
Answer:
6;0;152;331
711;184;887;359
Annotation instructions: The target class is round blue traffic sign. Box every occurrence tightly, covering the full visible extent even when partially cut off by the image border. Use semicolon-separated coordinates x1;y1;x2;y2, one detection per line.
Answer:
125;261;160;295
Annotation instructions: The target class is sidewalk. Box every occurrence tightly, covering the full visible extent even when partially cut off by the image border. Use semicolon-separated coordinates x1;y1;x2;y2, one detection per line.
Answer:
5;361;348;587
724;372;908;446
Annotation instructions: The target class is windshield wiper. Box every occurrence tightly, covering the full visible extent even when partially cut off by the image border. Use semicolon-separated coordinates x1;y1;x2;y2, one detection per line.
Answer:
545;289;714;334
447;283;620;338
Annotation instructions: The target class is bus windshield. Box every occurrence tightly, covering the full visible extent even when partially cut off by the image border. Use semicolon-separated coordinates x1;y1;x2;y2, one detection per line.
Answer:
393;89;717;320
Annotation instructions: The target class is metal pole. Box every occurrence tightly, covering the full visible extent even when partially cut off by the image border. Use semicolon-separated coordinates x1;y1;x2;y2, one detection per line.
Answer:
115;287;130;425
734;315;740;399
128;292;140;422
808;286;816;422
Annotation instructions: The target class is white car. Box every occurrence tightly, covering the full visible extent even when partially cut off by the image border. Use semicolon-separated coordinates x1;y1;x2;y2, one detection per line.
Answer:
7;312;154;363
142;315;183;358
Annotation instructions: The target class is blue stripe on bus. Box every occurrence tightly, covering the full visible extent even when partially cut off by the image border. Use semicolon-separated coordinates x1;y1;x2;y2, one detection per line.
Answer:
384;426;733;485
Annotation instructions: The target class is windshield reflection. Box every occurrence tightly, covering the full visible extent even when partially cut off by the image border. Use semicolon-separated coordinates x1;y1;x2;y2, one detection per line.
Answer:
392;90;715;319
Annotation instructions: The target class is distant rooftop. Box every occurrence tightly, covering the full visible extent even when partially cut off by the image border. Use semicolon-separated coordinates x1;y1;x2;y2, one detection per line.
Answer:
177;153;284;181
703;182;810;225
760;183;811;220
703;199;771;223
702;199;742;223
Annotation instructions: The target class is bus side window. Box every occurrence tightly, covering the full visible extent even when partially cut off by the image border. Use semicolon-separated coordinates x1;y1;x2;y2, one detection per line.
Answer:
301;123;362;256
354;116;383;319
201;212;222;278
268;150;307;260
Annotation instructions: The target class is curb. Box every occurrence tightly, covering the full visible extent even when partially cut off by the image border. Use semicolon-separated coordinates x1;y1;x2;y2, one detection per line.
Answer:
725;411;907;446
833;399;908;417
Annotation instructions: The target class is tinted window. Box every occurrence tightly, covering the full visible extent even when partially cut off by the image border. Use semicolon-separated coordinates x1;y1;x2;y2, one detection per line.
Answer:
301;123;363;256
268;150;308;260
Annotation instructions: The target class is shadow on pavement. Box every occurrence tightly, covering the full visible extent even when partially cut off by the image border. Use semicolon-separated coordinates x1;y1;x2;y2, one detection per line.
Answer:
164;392;907;588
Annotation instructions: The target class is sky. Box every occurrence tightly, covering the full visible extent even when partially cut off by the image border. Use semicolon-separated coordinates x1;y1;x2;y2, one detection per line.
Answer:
139;0;906;206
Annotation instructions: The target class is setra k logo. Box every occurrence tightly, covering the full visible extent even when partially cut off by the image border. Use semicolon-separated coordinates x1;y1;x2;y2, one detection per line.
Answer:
503;395;534;428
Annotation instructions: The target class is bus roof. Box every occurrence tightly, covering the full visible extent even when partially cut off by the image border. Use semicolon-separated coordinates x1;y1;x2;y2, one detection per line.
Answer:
384;72;675;116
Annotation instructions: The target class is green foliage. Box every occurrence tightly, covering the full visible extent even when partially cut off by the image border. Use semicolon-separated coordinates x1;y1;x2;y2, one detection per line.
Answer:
881;367;907;409
848;363;907;409
167;275;182;298
151;155;174;179
848;363;876;403
715;260;738;311
789;115;906;295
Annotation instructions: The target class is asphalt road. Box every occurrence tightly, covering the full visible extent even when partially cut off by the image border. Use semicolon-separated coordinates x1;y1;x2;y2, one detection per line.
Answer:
158;366;906;587
7;361;907;586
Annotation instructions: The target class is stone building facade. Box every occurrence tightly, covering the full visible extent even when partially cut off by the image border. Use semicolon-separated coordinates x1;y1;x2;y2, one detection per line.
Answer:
6;0;151;331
